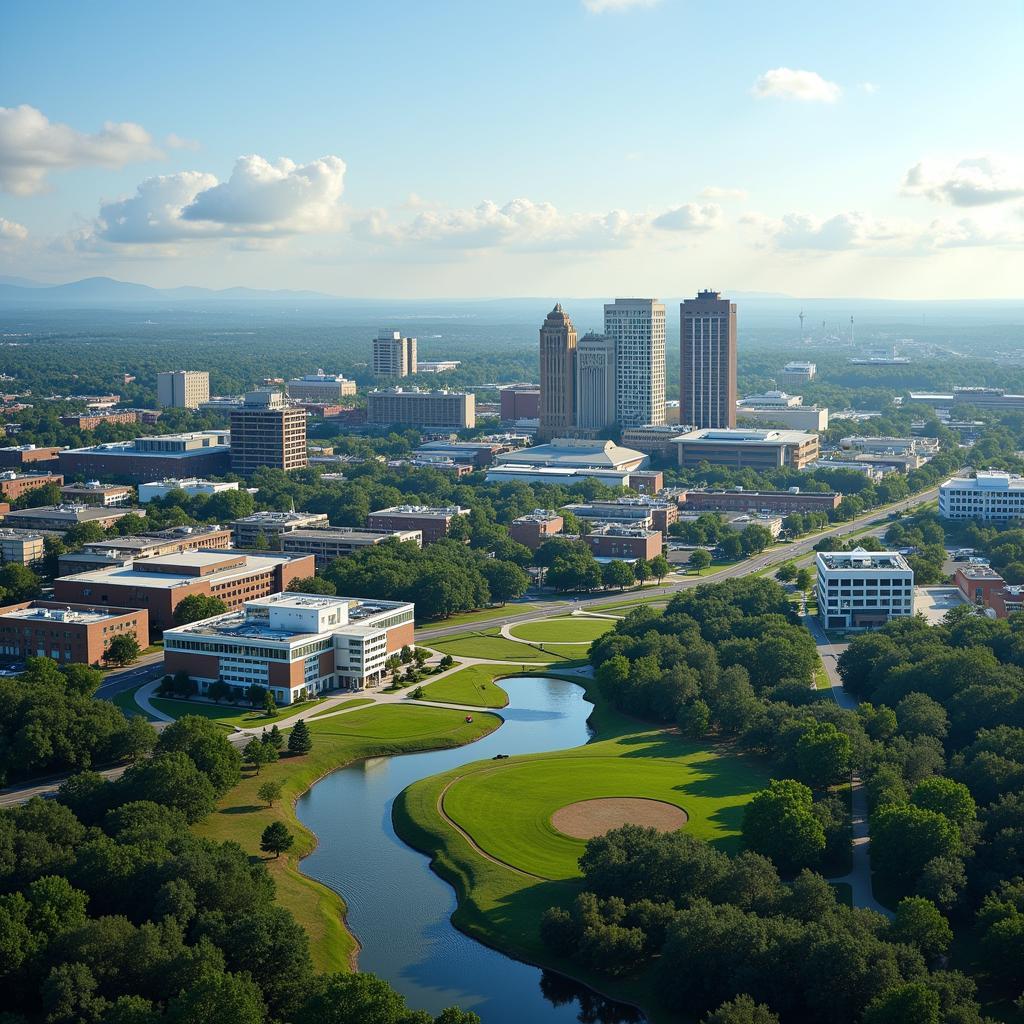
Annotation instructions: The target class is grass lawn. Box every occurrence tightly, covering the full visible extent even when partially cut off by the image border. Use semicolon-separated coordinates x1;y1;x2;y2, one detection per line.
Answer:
419;603;541;629
428;629;571;663
193;704;501;972
150;695;326;729
588;596;670;615
509;617;614;644
419;664;510;708
107;685;159;722
308;697;375;718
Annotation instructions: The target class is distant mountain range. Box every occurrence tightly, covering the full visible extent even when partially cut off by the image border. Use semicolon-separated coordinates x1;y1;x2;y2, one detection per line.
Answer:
0;276;337;304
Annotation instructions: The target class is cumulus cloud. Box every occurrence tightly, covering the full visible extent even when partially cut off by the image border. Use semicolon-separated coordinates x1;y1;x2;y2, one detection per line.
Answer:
699;185;748;201
0;217;28;241
652;203;722;232
165;133;200;151
582;0;658;11
87;155;347;245
859;82;879;94
0;104;163;195
903;156;1024;206
752;68;841;102
768;211;905;251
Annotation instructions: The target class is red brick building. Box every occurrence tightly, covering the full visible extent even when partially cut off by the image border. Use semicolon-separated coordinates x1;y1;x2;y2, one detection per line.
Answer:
0;600;148;666
0;446;62;469
499;384;540;422
583;524;663;561
55;550;314;635
954;564;1006;608
509;510;564;550
60;411;139;430
0;471;64;501
367;505;469;544
675;487;842;515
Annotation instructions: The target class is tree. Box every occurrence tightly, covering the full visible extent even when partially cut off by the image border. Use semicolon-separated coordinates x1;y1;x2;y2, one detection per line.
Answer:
165;970;267;1024
246;684;267;707
103;633;141;666
742;778;826;872
603;560;635;591
207;679;230;703
480;559;530;605
258;780;283;807
267;724;284;749
794;567;815;595
740;524;773;557
776;562;797;583
678;699;711;738
718;533;743;560
871;805;961;894
400;645;414;664
244;737;272;774
118;752;217;823
862;983;940;1024
793;722;852;789
633;559;652;586
910;777;976;831
156;715;242;794
689;548;712;575
173;594;228;626
114;714;158;763
649;554;670;583
702;994;781;1024
288;719;313;756
295;972;422;1024
260;821;294;858
893;896;953;960
263;691;277;717
286;575;337;595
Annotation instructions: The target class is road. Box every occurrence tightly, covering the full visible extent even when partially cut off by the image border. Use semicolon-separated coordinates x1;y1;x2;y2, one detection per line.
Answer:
96;651;166;699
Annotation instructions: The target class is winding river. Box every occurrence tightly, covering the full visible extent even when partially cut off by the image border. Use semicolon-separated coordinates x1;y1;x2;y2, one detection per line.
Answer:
295;676;644;1023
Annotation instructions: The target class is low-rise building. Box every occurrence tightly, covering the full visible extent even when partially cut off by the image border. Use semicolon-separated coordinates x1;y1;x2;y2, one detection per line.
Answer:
563;498;677;533
163;592;415;701
722;513;784;538
485;464;634;488
55;549;314;634
509;510;563;550
280;527;422;567
138;478;239;503
416;360;461;373
954;564;1006;608
0;471;63;501
839;435;939;456
952;386;1024;413
493;437;648;474
231;510;330;548
3;503;141;532
59;481;133;507
367;387;475;429
736;391;828;432
416;440;512;468
57;524;233;575
940;471;1024;521
285;372;357;403
59;431;231;484
629;470;663;494
991;585;1024;618
499;383;540;422
808;459;888;481
620;425;689;459
582;524;662;562
673;428;820;470
0;601;149;666
778;361;816;389
815;548;915;630
0;445;62;469
0;528;56;565
674;487;841;515
60;411;138;431
367;505;469;544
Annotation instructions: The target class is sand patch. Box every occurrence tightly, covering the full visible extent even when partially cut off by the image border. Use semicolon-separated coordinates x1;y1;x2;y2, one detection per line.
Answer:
550;797;687;840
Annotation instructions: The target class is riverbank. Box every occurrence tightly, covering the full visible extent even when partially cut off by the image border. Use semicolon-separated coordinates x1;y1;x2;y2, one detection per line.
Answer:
192;703;502;971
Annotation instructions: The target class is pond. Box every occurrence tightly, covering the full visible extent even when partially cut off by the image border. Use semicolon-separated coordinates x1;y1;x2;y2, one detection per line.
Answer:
296;676;644;1023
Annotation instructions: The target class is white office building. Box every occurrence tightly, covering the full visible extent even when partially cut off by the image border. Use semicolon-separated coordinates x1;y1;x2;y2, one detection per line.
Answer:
604;298;666;430
816;548;915;630
940;471;1024;521
138;478;240;503
736;391;829;432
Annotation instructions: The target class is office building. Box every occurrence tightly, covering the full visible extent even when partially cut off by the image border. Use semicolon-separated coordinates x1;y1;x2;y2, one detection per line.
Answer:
138;478;239;503
57;524;233;575
285;372;357;403
3;504;141;532
839;435;939;456
816;548;915;629
367;505;469;544
564;497;677;534
680;290;737;429
509;510;564;551
940;471;1024;521
416;440;514;468
672;428;819;471
604;298;666;429
583;524;662;562
417;360;461;373
0;529;55;565
59;482;133;507
55;550;314;634
952;387;1024;413
157;371;210;409
575;331;617;432
674;487;841;515
779;361;817;389
954;564;1006;608
372;330;417;378
281;526;422;566
366;387;475;429
229;390;308;475
0;601;149;667
59;432;231;484
60;411;138;431
499;383;540;423
809;459;888;481
737;391;828;432
538;304;577;439
621;425;688;459
163;592;416;702
0;471;64;501
231;510;330;548
0;445;62;470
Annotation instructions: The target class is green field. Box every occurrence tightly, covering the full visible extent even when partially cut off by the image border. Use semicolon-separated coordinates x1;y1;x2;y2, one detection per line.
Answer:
106;685;159;721
193;704;501;972
419;603;542;629
586;596;670;614
419;664;510;707
508;617;614;643
308;697;376;718
150;695;326;728
427;630;567;662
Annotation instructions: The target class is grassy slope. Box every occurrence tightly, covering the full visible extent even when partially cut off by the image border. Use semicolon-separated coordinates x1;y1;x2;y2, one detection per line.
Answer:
151;696;325;728
420;603;542;629
392;684;769;1023
107;685;159;721
193;704;502;971
308;697;375;718
508;617;614;643
428;630;568;662
419;664;510;708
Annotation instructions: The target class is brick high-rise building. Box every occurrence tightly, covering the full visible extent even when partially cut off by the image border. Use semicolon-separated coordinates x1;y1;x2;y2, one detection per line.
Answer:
372;331;417;378
604;298;666;430
575;331;617;432
229;391;307;475
680;290;737;429
157;371;210;409
538;303;577;439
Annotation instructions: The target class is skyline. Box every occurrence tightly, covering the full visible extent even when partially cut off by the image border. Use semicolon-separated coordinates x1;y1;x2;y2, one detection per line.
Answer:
1;0;1022;299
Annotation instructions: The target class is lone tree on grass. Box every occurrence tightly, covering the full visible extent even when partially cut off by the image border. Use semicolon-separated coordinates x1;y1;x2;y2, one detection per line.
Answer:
649;553;670;583
288;719;313;756
260;821;294;858
689;548;712;575
257;779;283;807
243;737;277;774
263;690;277;717
104;632;141;666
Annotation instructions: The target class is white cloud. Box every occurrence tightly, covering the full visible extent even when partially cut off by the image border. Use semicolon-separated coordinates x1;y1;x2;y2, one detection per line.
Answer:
0;104;163;196
903;156;1024;206
87;155;347;245
166;133;200;151
582;0;658;11
652;203;722;232
699;185;748;201
752;68;841;103
0;217;28;241
859;81;879;94
767;211;906;251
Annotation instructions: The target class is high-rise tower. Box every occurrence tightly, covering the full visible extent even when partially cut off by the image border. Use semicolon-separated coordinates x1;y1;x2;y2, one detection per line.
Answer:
575;331;617;432
680;290;737;429
538;304;577;439
604;298;666;429
372;330;417;378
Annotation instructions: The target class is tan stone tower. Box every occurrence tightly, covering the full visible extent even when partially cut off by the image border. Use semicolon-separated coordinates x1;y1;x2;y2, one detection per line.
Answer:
538;303;577;439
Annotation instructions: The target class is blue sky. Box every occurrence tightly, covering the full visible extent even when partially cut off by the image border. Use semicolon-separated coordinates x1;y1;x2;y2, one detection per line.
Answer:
1;0;1022;297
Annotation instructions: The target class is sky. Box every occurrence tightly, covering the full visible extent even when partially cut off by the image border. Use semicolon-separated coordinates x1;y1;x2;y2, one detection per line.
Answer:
1;0;1022;299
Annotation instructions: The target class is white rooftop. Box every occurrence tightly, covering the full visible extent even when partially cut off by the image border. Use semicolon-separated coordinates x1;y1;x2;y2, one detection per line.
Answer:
944;471;1024;491
674;428;816;445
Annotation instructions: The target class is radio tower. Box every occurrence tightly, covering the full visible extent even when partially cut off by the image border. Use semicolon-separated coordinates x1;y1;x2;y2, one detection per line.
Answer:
850;316;855;348
799;310;805;342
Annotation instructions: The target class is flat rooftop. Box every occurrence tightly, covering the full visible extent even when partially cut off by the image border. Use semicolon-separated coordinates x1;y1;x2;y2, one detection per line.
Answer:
0;602;135;625
4;504;136;522
943;471;1024;491
818;549;911;571
957;564;1004;580
371;505;468;516
674;428;816;445
233;510;326;524
58;551;298;590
